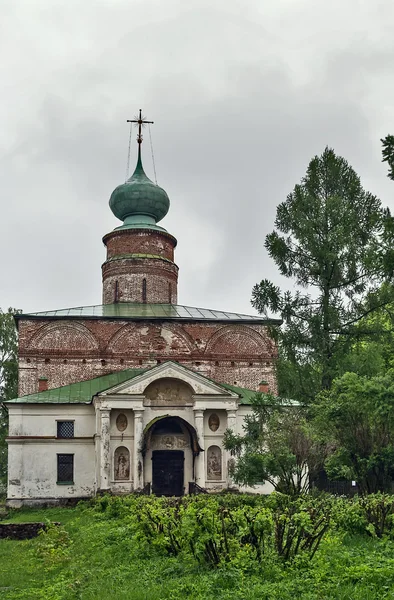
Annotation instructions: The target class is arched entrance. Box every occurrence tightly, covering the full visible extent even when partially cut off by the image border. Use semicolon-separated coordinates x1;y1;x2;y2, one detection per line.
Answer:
143;415;201;496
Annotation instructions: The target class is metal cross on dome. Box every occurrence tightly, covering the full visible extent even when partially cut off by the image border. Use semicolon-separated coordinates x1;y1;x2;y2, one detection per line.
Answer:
127;109;154;145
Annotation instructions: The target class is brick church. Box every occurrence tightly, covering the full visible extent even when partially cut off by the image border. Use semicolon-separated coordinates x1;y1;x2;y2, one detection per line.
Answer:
6;115;279;506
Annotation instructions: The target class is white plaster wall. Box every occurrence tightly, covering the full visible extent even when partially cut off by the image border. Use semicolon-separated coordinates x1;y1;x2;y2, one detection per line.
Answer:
7;404;96;502
7;441;95;501
7;390;274;502
8;404;95;437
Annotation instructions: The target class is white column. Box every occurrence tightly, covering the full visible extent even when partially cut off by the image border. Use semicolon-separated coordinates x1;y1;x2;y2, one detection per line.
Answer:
226;409;237;486
99;408;111;491
133;410;144;490
194;409;205;487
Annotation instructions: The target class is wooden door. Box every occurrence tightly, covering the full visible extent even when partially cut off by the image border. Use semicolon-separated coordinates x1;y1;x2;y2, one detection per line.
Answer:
152;450;184;496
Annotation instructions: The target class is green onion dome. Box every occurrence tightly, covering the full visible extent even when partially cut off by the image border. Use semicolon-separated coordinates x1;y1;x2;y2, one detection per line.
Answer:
109;150;170;228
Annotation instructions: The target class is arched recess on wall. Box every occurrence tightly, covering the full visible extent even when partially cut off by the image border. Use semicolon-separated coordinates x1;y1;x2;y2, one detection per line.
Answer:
142;415;202;458
205;325;266;356
27;321;99;352
114;446;130;481
207;445;222;480
143;377;194;407
106;323;196;355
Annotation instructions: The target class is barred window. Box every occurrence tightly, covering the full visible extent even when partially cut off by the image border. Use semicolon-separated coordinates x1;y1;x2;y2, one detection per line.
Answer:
57;421;74;438
57;454;74;484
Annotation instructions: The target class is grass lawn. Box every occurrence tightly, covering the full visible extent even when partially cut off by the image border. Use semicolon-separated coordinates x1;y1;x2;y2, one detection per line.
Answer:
1;499;394;600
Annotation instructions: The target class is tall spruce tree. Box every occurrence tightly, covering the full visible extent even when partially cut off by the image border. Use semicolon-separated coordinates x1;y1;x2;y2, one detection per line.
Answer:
252;148;394;400
382;134;394;181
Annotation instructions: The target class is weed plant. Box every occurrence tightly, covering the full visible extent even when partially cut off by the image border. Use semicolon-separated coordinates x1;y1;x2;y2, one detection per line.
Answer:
1;493;394;599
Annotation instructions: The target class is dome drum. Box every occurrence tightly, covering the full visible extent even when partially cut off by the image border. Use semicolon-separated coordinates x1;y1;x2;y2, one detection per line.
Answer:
103;228;177;262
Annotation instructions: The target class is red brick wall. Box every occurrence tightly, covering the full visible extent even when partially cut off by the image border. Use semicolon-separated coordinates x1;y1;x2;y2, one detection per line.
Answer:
102;258;178;304
102;229;178;304
17;319;278;396
103;229;177;261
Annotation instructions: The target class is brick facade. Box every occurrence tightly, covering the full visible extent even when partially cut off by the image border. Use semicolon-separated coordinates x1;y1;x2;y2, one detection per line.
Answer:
102;228;178;304
17;318;278;396
16;162;279;400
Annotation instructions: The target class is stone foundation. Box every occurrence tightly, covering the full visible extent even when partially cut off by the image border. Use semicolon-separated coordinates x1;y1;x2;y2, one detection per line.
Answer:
0;521;60;540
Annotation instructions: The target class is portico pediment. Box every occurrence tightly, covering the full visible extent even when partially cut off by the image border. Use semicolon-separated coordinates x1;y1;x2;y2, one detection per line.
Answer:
99;361;239;398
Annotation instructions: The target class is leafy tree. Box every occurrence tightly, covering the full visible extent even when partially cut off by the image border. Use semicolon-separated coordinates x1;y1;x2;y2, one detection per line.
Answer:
382;134;394;181
223;392;326;496
0;307;20;485
314;370;394;495
252;147;394;400
338;292;394;378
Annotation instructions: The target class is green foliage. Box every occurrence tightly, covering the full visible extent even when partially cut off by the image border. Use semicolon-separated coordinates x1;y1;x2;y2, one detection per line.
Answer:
358;493;394;538
0;307;20;485
2;496;394;599
36;521;73;569
328;493;394;538
223;392;326;495
314;370;394;494
107;493;331;567
382;134;394;181
252;147;394;399
0;308;20;401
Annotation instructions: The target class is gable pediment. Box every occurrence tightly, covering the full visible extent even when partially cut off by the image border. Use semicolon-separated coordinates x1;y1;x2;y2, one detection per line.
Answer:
99;361;239;398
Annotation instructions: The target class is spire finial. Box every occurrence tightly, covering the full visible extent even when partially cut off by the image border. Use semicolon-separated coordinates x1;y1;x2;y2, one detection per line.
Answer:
127;109;154;160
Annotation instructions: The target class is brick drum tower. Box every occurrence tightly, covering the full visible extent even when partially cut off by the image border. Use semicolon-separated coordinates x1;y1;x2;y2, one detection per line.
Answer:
103;137;178;305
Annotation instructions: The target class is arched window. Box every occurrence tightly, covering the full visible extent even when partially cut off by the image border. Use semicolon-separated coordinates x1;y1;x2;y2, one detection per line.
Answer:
114;446;130;481
168;282;172;304
142;278;147;303
207;445;222;480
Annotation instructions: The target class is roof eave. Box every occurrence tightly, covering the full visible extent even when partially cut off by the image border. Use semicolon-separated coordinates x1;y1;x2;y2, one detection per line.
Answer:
14;313;282;326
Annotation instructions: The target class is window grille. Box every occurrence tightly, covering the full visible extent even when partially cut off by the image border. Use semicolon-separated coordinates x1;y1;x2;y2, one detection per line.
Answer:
57;421;74;438
57;454;74;483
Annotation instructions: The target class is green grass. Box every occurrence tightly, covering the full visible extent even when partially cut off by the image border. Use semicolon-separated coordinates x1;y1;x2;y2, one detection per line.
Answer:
1;499;394;600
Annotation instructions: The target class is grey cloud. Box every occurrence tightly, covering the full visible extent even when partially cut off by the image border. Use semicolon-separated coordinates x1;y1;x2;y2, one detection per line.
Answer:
1;0;394;316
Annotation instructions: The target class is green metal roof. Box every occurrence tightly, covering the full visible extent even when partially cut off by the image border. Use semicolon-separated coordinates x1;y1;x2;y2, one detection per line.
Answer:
16;303;281;324
5;367;257;405
6;369;146;404
220;383;258;403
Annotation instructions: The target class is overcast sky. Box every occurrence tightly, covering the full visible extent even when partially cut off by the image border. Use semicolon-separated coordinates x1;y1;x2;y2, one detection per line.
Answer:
1;0;393;316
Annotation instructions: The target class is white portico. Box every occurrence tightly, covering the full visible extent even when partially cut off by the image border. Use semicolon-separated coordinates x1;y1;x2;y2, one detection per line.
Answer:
7;361;261;506
94;361;240;496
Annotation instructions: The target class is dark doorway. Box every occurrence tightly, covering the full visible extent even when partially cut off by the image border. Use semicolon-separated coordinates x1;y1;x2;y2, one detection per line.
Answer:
152;450;184;496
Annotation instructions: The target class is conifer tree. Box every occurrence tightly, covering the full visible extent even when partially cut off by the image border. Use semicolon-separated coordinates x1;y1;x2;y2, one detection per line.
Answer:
382;134;394;181
252;148;394;400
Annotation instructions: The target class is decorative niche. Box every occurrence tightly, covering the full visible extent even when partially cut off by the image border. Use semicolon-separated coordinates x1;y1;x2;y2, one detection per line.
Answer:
116;413;128;432
208;413;220;432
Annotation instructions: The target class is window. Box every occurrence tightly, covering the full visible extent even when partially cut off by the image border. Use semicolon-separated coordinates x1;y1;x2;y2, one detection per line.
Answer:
142;278;147;303
57;421;74;438
57;454;74;484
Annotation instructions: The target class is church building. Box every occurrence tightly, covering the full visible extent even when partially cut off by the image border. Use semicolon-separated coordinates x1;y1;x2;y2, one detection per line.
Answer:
6;114;280;506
